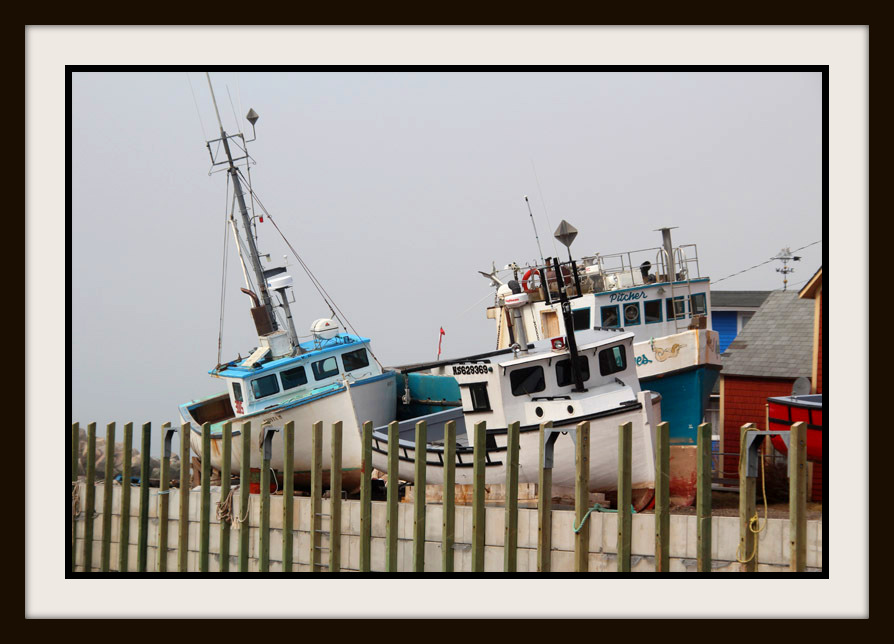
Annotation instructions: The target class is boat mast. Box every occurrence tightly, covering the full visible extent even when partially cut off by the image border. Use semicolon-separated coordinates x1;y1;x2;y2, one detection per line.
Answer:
205;73;278;335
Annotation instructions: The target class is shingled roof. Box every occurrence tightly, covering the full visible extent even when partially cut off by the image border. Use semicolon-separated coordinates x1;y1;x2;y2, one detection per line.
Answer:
711;290;771;308
721;290;814;379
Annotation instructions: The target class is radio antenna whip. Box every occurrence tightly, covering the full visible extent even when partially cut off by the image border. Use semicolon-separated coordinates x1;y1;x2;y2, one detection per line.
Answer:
525;195;546;266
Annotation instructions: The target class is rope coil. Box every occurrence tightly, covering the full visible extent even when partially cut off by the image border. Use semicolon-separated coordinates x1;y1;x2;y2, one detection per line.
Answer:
736;442;769;564
71;482;81;521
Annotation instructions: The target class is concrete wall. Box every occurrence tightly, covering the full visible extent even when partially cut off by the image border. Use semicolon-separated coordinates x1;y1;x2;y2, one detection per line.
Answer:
72;482;823;573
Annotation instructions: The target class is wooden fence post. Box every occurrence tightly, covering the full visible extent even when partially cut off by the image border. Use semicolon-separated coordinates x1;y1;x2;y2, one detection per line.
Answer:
574;421;590;573
537;421;553;573
413;420;427;572
385;420;399;572
219;423;232;572
157;422;173;572
503;421;520;572
310;421;324;572
82;422;96;572
101;422;115;572
238;422;251;572
259;428;275;572
738;423;758;572
178;422;191;572
282;421;294;573
118;422;132;572
359;421;372;572
136;422;151;572
617;421;632;572
789;421;807;572
330;421;343;573
654;421;670;572
442;420;456;573
471;421;486;572
199;423;212;572
71;422;79;573
697;422;713;572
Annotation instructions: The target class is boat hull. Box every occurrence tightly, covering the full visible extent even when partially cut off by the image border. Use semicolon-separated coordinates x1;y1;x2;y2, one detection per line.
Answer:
767;394;823;463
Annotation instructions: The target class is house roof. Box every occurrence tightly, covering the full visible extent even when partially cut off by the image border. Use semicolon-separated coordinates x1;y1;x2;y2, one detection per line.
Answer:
720;290;815;379
799;267;823;300
711;290;771;309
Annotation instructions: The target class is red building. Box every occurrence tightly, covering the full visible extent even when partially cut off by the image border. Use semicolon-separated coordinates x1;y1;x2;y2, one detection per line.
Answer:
719;287;823;501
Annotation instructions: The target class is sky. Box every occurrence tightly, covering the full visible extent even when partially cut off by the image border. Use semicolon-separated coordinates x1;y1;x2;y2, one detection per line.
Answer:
71;70;823;453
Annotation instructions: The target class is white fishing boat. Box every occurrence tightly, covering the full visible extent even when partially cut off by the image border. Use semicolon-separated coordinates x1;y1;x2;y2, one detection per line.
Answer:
177;74;396;489
483;221;721;504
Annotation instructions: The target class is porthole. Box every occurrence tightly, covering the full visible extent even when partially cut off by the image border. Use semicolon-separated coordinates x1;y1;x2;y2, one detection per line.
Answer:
567;405;574;414
535;406;544;417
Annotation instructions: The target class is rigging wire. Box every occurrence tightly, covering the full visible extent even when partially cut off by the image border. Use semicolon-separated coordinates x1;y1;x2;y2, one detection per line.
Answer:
235;168;384;369
531;160;560;258
711;240;821;285
217;179;232;367
185;73;209;143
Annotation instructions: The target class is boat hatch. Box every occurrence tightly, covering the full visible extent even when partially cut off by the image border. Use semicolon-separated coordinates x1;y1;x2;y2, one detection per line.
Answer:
242;345;271;367
187;393;235;425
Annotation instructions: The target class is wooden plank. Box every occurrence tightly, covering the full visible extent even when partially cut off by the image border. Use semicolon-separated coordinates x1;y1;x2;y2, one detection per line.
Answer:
238;422;251;573
385;420;399;572
117;422;133;573
282;421;294;572
101;422;115;572
219;423;232;573
654;421;670;573
537;421;553;573
83;422;97;572
738;423;758;572
789;421;807;572
178;422;191;573
471;421;486;572
259;429;272;572
413;420;427;572
136;422;151;572
310;421;323;572
697;422;713;572
617;421;632;572
71;422;79;573
199;423;212;572
157;422;172;572
574;421;590;573
330;421;343;573
359;421;372;572
503;421;520;572
442;420;456;573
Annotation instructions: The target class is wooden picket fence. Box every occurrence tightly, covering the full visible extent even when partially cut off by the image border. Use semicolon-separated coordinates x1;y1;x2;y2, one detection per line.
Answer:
70;418;812;573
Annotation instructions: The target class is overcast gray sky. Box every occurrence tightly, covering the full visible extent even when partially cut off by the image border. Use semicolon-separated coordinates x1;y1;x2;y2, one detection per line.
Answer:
71;70;822;453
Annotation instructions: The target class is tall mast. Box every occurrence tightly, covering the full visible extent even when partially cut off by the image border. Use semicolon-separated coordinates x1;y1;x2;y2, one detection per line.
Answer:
205;73;278;333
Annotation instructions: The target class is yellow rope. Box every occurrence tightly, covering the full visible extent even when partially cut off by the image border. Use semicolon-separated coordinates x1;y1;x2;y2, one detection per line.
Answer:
735;444;769;564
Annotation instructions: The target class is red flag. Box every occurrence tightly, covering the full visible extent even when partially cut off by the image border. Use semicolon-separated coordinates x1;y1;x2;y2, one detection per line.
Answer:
437;327;445;360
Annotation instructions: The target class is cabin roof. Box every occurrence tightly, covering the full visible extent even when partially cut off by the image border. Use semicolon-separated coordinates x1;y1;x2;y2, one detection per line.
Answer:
498;332;635;367
211;334;370;378
720;291;814;379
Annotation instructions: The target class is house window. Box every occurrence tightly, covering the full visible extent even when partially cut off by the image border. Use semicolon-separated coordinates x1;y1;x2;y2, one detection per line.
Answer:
510;365;546;396
251;374;280;399
555;356;590;387
666;296;686;320
281;366;308;390
468;383;491;411
342;348;370;372
623;303;641;326
598;345;627;376
312;356;340;380
644;300;663;324
572;308;590;331
690;293;707;316
601;305;620;328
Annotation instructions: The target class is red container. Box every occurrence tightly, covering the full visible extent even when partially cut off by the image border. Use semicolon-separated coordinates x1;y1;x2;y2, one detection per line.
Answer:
248;467;277;494
767;395;823;463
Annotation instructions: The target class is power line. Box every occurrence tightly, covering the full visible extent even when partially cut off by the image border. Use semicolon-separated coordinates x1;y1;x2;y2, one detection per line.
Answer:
711;240;821;285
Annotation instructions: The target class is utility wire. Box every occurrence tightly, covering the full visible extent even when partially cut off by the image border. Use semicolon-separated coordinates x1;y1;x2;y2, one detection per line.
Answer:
711;240;821;285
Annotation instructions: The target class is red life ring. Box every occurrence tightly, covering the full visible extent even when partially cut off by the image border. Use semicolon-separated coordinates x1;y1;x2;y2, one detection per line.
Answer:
522;268;538;291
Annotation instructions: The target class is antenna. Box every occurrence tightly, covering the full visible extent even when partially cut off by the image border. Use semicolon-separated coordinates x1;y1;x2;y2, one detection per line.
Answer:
524;196;546;266
772;246;801;291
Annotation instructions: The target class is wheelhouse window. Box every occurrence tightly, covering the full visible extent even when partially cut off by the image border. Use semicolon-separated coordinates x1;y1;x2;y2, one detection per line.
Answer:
690;293;707;316
510;365;546;396
251;374;280;399
601;305;620;328
468;383;491;411
623;303;641;326
571;308;591;331
644;300;663;324
342;348;370;372
555;356;590;387
312;356;340;381
281;365;308;390
598;345;627;376
232;381;243;402
666;296;686;320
